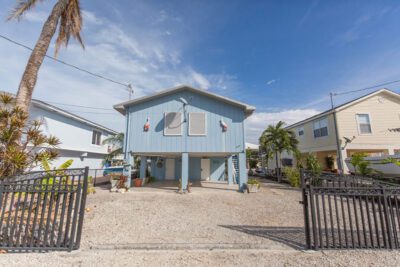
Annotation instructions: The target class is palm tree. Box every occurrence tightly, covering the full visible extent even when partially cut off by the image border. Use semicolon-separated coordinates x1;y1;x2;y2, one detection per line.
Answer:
8;0;85;114
259;121;299;182
102;132;124;160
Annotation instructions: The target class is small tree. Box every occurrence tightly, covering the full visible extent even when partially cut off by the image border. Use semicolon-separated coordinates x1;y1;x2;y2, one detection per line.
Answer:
259;121;299;182
0;93;60;178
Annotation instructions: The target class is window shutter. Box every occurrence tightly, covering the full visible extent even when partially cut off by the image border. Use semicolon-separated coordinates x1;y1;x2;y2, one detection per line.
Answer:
164;112;182;135
189;113;206;135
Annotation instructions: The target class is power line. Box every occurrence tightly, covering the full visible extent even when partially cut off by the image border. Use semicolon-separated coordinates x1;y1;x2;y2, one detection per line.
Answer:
0;34;133;93
333;79;400;96
63;109;120;115
46;100;114;110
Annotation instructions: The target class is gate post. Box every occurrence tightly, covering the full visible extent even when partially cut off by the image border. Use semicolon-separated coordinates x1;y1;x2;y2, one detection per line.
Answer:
300;169;311;249
74;167;89;249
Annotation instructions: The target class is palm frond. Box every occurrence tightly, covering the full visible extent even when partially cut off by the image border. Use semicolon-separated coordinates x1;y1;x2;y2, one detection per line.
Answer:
55;0;84;56
8;0;43;21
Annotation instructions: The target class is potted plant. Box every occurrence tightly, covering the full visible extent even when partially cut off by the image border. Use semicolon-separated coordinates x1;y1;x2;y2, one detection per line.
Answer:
109;174;120;191
133;178;143;187
247;178;261;193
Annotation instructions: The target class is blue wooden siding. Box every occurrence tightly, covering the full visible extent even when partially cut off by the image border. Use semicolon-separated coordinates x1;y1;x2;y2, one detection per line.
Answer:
126;90;245;153
210;158;226;181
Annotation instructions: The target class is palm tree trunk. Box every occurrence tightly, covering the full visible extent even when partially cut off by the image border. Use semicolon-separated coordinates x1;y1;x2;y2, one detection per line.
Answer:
15;0;66;114
275;151;280;182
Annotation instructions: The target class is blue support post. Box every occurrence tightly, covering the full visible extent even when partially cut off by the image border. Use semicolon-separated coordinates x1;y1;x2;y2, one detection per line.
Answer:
140;156;147;182
181;153;189;192
227;155;233;185
238;152;248;192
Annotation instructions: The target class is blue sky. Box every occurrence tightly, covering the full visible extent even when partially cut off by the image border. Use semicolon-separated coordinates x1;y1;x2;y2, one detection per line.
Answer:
1;0;400;143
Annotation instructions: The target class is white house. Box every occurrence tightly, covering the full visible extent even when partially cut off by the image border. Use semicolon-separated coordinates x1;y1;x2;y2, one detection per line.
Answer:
29;98;118;170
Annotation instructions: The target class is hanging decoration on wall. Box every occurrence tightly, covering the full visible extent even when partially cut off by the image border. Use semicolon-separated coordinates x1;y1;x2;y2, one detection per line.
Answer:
144;117;150;131
220;119;228;132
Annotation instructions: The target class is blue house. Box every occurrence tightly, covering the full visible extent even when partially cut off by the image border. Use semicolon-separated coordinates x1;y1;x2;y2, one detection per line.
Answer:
114;85;255;191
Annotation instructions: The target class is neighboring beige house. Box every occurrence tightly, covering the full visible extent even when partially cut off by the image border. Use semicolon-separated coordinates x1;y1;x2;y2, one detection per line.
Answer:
283;88;400;174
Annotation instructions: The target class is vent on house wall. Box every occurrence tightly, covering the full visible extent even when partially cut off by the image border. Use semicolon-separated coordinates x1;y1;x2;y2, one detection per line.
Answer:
189;112;206;136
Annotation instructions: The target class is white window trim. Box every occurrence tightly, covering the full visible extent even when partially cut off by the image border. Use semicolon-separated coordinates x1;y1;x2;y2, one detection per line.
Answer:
355;113;373;135
313;117;329;139
91;129;102;146
188;112;207;136
164;112;183;136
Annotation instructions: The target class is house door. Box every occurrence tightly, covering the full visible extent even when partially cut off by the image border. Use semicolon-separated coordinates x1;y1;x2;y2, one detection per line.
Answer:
165;158;175;180
201;159;210;180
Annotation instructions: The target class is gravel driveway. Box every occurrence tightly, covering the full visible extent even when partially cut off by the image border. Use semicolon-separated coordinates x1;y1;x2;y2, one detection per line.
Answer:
1;179;400;266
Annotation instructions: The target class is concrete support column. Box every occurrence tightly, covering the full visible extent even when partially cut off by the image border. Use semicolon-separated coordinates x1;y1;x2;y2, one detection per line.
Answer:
238;152;248;192
181;153;189;192
140;156;147;182
227;155;233;185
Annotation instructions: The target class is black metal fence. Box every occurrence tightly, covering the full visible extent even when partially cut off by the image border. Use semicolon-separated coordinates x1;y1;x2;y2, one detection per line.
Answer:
0;167;89;252
301;170;400;250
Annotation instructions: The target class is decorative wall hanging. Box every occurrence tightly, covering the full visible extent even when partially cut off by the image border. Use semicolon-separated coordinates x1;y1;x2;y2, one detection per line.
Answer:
220;119;228;132
144;117;150;131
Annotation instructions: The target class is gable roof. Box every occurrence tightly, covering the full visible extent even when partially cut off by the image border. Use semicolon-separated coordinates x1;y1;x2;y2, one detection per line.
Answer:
114;85;256;117
1;91;117;135
286;88;400;129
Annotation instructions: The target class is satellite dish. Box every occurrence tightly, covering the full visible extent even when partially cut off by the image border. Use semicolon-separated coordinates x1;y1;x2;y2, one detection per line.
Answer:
179;97;188;105
344;137;352;143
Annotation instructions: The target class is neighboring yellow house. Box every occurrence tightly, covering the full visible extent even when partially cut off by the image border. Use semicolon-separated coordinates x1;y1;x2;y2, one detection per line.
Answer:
286;88;400;173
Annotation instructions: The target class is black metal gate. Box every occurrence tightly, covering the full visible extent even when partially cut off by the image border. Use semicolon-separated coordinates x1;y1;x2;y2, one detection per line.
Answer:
0;167;89;252
301;170;400;250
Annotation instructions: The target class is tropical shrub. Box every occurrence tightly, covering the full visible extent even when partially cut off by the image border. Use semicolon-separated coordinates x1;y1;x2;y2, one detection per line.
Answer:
284;167;300;187
0;93;60;178
350;152;372;176
305;153;322;175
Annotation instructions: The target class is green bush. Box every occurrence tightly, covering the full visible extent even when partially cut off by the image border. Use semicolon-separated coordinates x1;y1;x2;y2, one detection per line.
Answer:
284;167;300;187
305;153;322;175
249;159;258;169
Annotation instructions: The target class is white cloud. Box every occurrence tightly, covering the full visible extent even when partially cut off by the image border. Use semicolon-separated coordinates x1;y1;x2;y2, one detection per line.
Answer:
266;79;276;85
246;109;320;143
0;6;237;132
190;71;210;90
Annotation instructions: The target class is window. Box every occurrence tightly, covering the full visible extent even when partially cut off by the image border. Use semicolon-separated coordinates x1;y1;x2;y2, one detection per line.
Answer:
189;113;206;135
92;130;102;145
313;118;328;138
164;112;182;135
298;126;304;136
357;114;372;134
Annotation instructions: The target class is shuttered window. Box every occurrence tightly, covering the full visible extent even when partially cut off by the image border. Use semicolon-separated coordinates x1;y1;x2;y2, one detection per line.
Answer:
357;114;372;134
164;112;182;135
189;113;206;136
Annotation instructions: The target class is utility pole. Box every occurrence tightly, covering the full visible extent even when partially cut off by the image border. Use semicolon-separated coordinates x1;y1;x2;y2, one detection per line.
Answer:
330;92;344;174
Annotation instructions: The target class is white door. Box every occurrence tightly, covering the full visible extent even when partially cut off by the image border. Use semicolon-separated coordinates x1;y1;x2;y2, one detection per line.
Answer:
201;159;210;180
165;159;175;180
